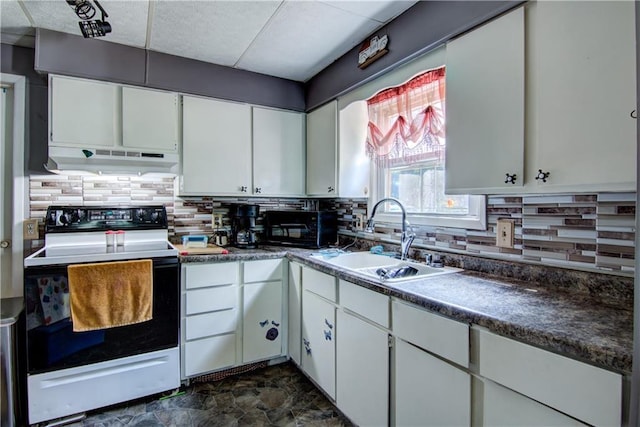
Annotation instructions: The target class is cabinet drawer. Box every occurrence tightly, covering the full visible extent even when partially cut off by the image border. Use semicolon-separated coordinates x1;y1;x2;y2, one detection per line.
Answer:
392;299;469;368
302;267;336;302
477;328;622;427
185;308;237;341
183;334;236;377
185;285;237;315
339;280;389;328
243;259;283;283
184;262;238;289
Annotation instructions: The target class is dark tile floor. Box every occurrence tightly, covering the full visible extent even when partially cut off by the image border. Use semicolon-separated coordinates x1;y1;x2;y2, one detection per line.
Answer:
68;362;354;427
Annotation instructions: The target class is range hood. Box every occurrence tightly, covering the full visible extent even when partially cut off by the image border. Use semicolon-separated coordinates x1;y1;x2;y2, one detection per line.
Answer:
47;146;180;174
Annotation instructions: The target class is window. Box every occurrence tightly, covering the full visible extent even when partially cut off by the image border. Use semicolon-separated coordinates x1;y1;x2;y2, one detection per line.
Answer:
366;67;486;230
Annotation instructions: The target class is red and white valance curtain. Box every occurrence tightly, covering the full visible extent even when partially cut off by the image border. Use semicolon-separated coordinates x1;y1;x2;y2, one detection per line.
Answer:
365;66;446;167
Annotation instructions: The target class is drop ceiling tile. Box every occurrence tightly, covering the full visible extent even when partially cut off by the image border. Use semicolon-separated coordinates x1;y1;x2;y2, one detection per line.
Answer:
21;0;148;47
1;0;32;32
0;0;34;46
321;0;418;23
150;1;282;67
237;0;380;81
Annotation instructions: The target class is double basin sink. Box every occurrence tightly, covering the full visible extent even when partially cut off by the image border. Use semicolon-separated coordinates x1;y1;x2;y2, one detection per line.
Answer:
311;251;461;283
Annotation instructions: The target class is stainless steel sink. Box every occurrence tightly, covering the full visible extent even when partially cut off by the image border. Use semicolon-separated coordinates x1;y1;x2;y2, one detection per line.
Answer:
355;260;462;283
310;251;462;282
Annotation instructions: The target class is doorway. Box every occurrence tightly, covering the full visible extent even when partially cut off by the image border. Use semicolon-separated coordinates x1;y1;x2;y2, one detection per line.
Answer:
0;73;27;297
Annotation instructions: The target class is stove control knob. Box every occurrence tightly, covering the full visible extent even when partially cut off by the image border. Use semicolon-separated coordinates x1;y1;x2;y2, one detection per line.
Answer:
0;240;10;249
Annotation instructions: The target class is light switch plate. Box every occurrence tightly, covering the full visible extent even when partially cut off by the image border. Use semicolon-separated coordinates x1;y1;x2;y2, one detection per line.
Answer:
23;218;39;240
496;219;514;248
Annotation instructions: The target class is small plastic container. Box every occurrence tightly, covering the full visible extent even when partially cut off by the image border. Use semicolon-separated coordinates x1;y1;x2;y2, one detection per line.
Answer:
115;230;125;246
105;230;115;246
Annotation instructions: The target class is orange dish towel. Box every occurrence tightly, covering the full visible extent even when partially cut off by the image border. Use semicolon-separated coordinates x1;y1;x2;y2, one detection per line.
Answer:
68;259;153;332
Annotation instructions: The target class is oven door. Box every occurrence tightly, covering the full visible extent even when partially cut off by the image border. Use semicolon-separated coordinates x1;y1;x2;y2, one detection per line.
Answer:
24;257;179;375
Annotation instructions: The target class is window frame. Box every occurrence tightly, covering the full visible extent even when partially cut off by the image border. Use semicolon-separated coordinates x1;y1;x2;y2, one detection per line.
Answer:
369;163;487;231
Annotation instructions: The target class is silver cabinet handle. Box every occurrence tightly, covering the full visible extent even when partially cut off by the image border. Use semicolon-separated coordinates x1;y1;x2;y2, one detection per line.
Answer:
0;240;10;249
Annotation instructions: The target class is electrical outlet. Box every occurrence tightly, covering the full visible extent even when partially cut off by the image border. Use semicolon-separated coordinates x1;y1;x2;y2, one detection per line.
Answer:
212;213;224;228
354;213;365;231
23;218;39;240
496;219;514;248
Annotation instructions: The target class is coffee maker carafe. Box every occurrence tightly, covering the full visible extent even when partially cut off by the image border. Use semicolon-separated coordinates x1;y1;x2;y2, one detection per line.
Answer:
230;204;259;249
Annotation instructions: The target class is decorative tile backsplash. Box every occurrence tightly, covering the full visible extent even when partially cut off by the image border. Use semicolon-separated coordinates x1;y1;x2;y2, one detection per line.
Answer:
27;173;635;275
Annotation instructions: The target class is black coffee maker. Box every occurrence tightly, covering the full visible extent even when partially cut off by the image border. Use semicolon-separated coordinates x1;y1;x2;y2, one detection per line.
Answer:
230;204;259;249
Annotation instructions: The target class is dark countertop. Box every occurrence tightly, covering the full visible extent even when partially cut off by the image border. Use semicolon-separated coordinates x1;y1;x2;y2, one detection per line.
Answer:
179;247;633;375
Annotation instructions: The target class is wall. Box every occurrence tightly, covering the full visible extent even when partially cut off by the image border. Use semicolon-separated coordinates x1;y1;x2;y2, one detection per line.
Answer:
305;1;522;110
27;173;635;276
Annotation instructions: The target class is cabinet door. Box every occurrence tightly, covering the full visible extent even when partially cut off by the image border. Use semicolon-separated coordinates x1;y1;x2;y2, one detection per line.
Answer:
445;7;524;194
301;291;336;400
338;101;370;198
253;107;305;196
527;0;636;192
306;101;337;196
122;86;178;153
336;310;388;426
288;262;302;365
242;281;283;363
50;75;118;148
182;96;251;195
481;379;586;426
395;338;471;427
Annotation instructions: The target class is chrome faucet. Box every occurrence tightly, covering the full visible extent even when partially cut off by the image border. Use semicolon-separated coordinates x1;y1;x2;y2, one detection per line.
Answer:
365;198;416;261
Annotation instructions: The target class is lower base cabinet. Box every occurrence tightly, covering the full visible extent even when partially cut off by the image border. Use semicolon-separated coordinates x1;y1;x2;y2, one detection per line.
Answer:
242;280;283;363
183;334;236;377
301;290;336;400
336;309;389;426
478;378;586;426
394;338;471;427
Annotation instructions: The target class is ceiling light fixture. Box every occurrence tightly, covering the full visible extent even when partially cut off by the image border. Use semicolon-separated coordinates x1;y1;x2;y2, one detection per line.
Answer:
72;0;112;38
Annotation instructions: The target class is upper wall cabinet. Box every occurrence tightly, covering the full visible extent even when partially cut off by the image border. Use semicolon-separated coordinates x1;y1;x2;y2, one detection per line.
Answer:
181;95;252;195
306;100;370;198
122;87;179;153
252;107;306;197
50;75;118;148
445;7;525;194
525;0;636;193
445;1;636;194
49;75;180;155
306;101;338;196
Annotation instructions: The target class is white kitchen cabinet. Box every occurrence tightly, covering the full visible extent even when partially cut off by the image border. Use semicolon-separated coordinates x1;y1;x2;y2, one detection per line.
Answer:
122;86;179;153
252;107;305;196
392;299;471;426
479;378;587;426
525;0;636;192
336;294;389;426
242;280;283;363
338;101;370;198
306;99;371;197
475;327;622;426
301;267;337;400
395;338;471;427
301;290;336;400
306;100;337;196
181;262;240;379
181;95;252;195
242;259;285;363
49;75;118;148
445;7;524;194
288;261;303;366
